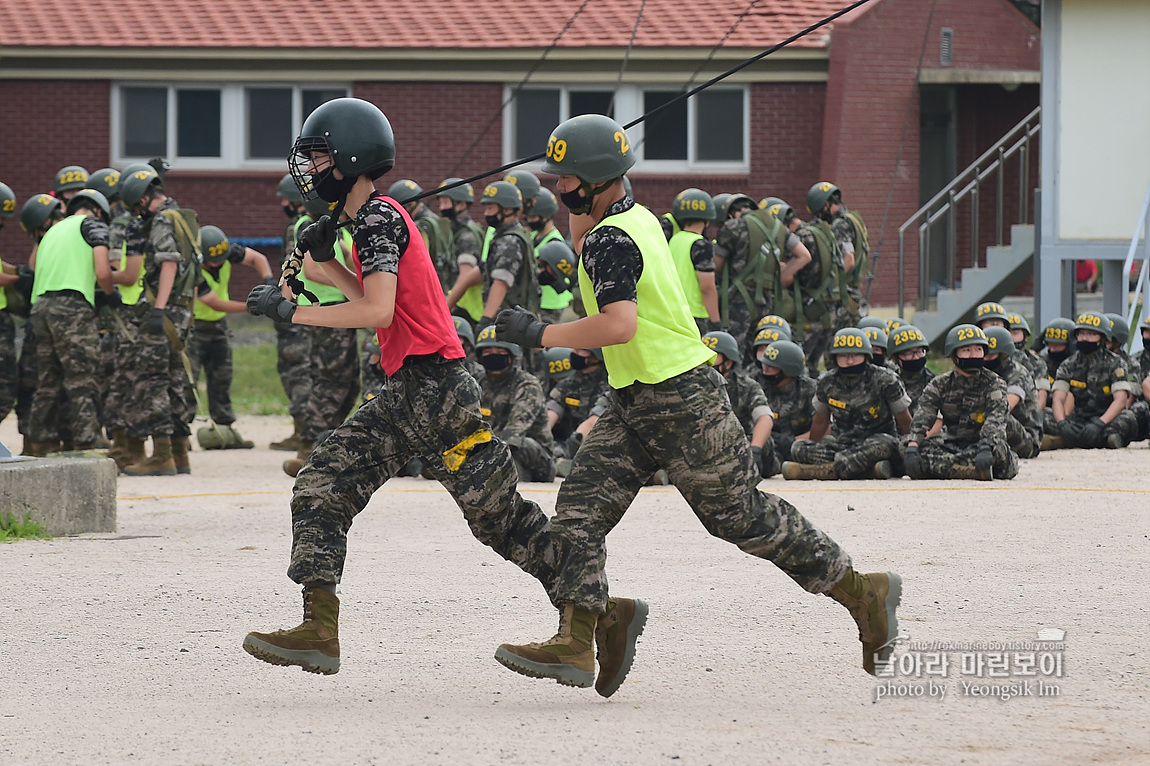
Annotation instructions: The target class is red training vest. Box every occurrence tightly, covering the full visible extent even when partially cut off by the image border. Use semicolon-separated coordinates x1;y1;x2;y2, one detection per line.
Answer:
352;194;464;375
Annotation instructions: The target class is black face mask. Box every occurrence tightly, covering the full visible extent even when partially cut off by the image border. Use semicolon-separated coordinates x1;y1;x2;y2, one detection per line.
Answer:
761;369;783;383
283;205;297;219
485;214;503;229
984;356;1003;372
898;356;927;374
440;206;457;220
569;353;597;371
837;361;868;376
871;353;886;366
955;357;985;371
480;354;512;372
526;219;545;231
1075;340;1100;354
560;188;592;215
537;269;556;288
1014;340;1027;351
1047;349;1069;366
314;167;357;204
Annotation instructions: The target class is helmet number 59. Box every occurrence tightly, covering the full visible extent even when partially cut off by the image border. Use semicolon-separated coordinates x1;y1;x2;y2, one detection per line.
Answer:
547;136;567;163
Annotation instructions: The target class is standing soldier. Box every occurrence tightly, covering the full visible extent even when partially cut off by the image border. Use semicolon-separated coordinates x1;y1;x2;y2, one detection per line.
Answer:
53;165;90;203
527;188;573;325
271;174;315;452
704;331;780;479
713;198;810;358
435;178;485;320
0;181;21;426
807;182;869;324
25;190;124;453
189;225;273;450
1049;311;1138;449
904;324;1017;480
887;324;935;416
118;169;200;476
801;187;855;375
982;326;1041;459
474;325;556;483
476;182;538;330
668;188;721;335
389;180;454;292
756;339;815;463
784;328;909;481
494;114;901;691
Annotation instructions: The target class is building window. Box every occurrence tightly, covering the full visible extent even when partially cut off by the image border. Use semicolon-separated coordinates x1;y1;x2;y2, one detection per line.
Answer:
112;83;348;170
506;84;748;173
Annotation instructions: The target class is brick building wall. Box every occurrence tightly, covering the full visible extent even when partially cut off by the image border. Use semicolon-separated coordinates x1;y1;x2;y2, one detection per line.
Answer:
820;0;1040;307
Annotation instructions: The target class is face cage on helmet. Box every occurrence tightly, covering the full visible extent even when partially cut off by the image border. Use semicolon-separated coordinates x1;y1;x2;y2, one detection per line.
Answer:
289;136;335;203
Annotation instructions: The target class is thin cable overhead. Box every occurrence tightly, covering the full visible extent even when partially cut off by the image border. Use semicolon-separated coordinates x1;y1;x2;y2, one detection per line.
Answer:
607;0;649;118
448;0;595;175
420;0;877;204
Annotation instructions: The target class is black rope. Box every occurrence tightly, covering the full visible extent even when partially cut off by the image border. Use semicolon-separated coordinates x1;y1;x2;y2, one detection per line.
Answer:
417;0;877;204
606;0;648;118
448;0;595;176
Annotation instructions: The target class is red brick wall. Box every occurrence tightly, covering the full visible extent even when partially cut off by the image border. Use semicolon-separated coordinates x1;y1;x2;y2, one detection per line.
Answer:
820;0;1040;307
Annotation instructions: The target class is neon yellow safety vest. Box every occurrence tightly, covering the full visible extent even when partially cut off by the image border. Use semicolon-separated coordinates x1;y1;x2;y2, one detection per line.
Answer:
458;227;492;321
536;228;573;311
298;228;354;306
579;204;715;389
31;214;97;306
668;230;708;319
194;260;231;322
118;241;145;306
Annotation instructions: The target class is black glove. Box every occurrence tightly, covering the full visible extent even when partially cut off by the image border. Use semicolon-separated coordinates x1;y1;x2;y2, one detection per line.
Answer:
904;444;923;479
142;306;166;336
15;265;34;297
95;289;122;309
495;306;547;348
262;275;278;288
750;445;764;477
1057;418;1082;447
1079;417;1106;447
565;431;583;459
246;284;297;323
974;447;994;472
298;215;336;262
476;316;495;333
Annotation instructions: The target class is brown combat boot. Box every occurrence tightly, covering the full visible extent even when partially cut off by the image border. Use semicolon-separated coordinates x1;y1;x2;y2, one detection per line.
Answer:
24;441;57;457
594;597;648;698
782;461;837;480
1040;434;1064;451
949;463;991;481
873;460;893;479
828;570;903;675
495;604;597;688
123;437;177;476
115;436;148;472
171;436;191;475
282;439;315;478
243;587;340;675
106;430;129;464
270;418;302;452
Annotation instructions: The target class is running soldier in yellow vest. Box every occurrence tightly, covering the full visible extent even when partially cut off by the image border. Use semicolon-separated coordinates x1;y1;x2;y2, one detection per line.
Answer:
26;190;130;453
668;188;721;335
189;225;273;450
118;169;200;476
494;114;902;694
526;187;573;325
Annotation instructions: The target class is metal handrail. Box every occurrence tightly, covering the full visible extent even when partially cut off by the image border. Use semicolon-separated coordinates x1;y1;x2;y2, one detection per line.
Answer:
898;105;1041;316
1122;182;1150;354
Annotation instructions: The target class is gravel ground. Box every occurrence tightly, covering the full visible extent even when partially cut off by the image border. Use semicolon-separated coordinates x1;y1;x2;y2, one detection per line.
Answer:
2;414;1148;766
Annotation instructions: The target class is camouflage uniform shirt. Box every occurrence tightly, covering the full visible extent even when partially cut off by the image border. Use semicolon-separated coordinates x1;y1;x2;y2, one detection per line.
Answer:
547;366;610;428
812;364;910;444
899;365;937;416
722;367;774;441
990;352;1041;433
485;222;529;290
480;365;554;452
353;194;409;277
911;368;1010;447
1052;349;1136;418
757;372;817;439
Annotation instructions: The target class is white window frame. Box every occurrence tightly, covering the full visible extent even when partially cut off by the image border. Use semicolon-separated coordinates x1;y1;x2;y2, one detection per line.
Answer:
503;84;750;175
111;83;350;171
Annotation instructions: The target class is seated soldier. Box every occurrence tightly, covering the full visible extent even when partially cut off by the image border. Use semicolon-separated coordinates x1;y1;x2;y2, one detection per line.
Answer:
887;324;934;417
1038;317;1075;444
453;315;484;382
1130;318;1150;441
862;326;890;368
475;325;556;482
1048;311;1138;450
784;328;910;480
983;326;1041;459
756;339;815;462
547;347;609;477
704;331;780;479
904;324;1018;481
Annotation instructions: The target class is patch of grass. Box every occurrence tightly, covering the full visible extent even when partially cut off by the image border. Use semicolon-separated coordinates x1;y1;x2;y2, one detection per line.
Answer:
0;513;50;542
196;341;290;417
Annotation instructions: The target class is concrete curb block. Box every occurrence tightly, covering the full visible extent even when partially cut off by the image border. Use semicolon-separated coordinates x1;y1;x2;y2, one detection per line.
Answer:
0;456;117;535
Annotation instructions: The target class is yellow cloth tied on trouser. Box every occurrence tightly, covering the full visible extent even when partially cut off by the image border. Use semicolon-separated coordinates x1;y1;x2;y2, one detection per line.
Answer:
442;428;493;472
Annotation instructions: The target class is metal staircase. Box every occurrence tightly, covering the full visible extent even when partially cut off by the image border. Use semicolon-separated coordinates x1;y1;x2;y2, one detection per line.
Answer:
897;106;1040;346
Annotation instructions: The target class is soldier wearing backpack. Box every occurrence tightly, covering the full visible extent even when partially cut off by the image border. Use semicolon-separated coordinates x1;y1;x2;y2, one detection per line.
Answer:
389;180;455;294
800;185;856;375
118;169;201;476
808;182;869;324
